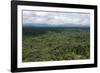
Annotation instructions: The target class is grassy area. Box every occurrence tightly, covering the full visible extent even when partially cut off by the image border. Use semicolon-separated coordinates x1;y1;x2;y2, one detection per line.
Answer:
22;27;90;62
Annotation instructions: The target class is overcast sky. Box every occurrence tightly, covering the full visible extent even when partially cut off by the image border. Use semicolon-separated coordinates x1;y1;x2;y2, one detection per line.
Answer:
22;10;90;27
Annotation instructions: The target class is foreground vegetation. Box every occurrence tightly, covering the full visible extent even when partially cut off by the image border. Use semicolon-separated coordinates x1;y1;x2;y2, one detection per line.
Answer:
22;27;90;62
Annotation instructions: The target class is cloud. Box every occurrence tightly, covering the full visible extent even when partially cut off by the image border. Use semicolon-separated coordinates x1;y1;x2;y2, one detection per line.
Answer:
23;10;90;27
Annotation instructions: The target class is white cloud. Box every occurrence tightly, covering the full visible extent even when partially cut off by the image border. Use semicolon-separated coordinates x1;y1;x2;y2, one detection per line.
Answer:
23;10;90;27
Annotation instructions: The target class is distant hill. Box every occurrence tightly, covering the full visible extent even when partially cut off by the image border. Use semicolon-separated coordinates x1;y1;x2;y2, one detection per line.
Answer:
23;23;90;28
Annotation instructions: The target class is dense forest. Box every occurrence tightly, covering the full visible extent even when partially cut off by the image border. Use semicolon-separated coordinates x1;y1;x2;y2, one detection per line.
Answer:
22;27;90;62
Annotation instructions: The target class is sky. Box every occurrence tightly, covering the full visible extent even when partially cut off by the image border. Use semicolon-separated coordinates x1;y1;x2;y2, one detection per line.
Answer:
22;10;90;27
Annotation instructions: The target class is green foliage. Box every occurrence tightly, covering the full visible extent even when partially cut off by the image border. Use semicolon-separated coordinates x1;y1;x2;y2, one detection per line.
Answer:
22;28;90;62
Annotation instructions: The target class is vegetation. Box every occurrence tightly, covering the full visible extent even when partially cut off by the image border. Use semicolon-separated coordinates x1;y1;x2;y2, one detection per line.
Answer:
22;27;90;62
